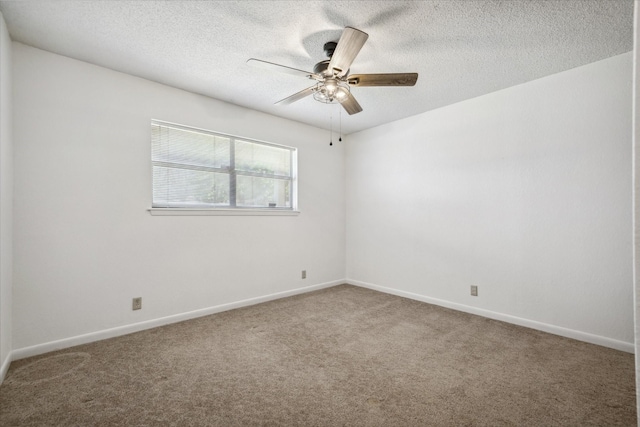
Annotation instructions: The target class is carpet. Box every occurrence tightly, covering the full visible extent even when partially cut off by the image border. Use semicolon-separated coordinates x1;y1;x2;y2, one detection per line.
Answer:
0;284;636;425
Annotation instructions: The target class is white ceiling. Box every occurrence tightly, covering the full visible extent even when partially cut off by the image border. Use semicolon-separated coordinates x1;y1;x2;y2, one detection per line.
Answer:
0;0;633;135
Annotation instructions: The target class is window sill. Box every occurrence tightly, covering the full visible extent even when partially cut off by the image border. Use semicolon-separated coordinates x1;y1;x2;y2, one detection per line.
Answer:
148;208;300;216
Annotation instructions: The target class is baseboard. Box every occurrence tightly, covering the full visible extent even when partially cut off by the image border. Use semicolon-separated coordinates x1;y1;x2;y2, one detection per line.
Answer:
347;279;635;354
13;277;632;361
12;279;343;361
0;351;11;384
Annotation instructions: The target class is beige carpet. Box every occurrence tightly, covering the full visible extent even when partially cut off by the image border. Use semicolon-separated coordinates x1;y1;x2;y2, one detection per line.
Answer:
0;285;636;426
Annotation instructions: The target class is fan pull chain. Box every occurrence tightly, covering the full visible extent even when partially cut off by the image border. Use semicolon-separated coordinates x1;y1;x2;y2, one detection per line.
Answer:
339;108;342;142
329;112;333;146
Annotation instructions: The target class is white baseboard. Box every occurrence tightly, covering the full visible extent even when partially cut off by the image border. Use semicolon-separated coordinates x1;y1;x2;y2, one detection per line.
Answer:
11;277;634;363
347;279;635;354
12;279;343;361
0;351;11;384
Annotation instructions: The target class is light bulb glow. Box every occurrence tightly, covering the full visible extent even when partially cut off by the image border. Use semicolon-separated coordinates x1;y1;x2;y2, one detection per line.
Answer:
324;78;337;94
335;86;348;100
313;80;350;104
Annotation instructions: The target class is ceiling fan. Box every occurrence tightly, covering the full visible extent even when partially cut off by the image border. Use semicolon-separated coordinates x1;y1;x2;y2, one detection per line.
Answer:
247;27;418;115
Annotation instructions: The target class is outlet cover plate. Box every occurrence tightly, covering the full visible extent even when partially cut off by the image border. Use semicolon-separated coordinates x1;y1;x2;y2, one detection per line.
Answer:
132;297;142;310
471;286;478;297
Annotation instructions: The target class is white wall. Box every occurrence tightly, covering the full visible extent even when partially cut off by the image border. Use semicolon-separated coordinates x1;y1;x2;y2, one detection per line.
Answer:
632;0;639;421
12;43;345;354
347;52;634;351
0;11;12;380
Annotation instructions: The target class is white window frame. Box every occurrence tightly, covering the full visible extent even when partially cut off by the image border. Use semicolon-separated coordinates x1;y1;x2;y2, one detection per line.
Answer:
148;120;299;216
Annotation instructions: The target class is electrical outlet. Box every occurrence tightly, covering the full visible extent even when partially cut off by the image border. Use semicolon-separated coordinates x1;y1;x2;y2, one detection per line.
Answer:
132;297;142;310
470;286;478;297
302;270;307;279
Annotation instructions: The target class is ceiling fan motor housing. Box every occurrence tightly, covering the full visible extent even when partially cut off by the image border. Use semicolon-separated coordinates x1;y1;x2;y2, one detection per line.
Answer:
314;59;348;78
313;60;330;76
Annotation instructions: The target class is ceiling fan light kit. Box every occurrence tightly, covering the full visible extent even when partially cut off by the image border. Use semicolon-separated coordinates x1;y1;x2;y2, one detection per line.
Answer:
313;78;350;104
247;26;418;115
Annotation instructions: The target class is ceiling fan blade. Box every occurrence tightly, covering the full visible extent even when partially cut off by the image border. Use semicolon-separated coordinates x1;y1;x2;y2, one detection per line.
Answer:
275;85;317;105
247;59;321;80
347;73;418;87
341;92;363;115
328;27;369;77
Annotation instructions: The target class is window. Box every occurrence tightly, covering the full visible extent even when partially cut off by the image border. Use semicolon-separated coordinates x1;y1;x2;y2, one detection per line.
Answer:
151;121;297;212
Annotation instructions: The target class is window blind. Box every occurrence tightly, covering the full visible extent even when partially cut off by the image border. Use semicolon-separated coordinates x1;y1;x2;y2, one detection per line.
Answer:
151;121;296;209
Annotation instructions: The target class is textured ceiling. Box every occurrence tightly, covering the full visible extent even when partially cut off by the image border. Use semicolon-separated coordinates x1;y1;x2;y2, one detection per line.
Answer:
0;0;634;134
